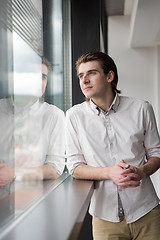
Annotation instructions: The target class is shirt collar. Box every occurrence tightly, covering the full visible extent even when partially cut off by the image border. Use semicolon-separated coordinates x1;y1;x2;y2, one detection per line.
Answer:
111;92;120;112
89;93;120;115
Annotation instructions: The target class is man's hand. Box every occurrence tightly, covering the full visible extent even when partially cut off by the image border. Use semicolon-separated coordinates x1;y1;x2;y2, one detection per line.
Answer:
108;160;142;189
117;160;143;189
0;161;15;187
108;160;130;186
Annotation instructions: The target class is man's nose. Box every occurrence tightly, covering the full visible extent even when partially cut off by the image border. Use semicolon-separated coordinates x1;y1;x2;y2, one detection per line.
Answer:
83;74;89;83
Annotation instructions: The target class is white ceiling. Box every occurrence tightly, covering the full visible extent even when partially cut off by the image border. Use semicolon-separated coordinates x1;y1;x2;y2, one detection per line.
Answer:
129;0;160;47
105;0;124;16
106;0;160;47
124;0;134;15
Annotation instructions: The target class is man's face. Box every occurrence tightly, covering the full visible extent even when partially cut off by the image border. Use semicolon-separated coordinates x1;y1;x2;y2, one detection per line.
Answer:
78;61;111;101
42;64;48;95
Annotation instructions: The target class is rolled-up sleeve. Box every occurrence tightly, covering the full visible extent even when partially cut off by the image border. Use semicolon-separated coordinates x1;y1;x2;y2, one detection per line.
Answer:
143;102;160;160
65;109;87;174
45;109;65;175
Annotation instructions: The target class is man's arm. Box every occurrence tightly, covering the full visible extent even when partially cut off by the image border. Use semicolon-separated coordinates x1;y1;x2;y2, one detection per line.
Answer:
0;162;59;186
139;156;160;178
15;165;59;181
0;161;15;186
73;160;140;187
42;165;60;179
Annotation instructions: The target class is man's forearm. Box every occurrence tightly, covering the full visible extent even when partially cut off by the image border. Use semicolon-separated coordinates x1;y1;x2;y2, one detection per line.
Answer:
42;165;59;179
73;161;129;182
15;165;59;181
139;157;160;178
73;164;110;181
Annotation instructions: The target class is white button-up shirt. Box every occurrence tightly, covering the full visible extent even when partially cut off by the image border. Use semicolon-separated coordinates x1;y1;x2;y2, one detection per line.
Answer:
66;94;160;223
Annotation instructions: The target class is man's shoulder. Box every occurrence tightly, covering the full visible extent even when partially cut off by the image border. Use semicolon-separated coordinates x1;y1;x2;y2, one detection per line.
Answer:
66;101;89;116
120;95;151;109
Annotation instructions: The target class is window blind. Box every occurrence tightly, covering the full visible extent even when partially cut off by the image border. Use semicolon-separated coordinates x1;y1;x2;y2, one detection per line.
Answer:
12;0;43;56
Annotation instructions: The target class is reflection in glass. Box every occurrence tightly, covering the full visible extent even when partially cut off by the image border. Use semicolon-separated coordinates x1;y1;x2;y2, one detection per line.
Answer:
0;0;14;229
13;32;65;181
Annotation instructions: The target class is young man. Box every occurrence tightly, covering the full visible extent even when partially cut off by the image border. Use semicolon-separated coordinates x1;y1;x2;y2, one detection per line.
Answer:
66;52;160;239
0;57;65;186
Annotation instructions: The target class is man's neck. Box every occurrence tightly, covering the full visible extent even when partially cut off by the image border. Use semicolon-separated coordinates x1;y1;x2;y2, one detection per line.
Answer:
91;91;115;112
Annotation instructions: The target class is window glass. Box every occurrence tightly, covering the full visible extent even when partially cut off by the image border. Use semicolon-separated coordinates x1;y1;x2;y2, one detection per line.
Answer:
0;0;67;230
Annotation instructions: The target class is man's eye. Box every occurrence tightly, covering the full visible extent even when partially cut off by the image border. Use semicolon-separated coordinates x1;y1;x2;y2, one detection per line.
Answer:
79;75;83;80
42;74;47;80
89;71;96;75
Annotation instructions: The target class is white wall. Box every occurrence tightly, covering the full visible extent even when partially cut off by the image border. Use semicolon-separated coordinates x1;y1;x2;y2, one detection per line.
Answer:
108;16;157;107
108;15;160;197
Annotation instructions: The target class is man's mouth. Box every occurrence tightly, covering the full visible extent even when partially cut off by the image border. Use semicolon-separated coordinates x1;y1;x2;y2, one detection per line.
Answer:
84;86;93;91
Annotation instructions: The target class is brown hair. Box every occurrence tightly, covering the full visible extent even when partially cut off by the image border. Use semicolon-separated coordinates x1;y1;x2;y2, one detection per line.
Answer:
42;56;51;72
76;52;121;94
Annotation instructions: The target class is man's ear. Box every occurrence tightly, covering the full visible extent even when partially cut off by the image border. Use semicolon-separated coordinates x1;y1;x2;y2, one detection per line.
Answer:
107;70;114;83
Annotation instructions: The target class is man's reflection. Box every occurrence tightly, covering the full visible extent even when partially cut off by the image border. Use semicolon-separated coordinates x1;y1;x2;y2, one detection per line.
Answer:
0;57;65;187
